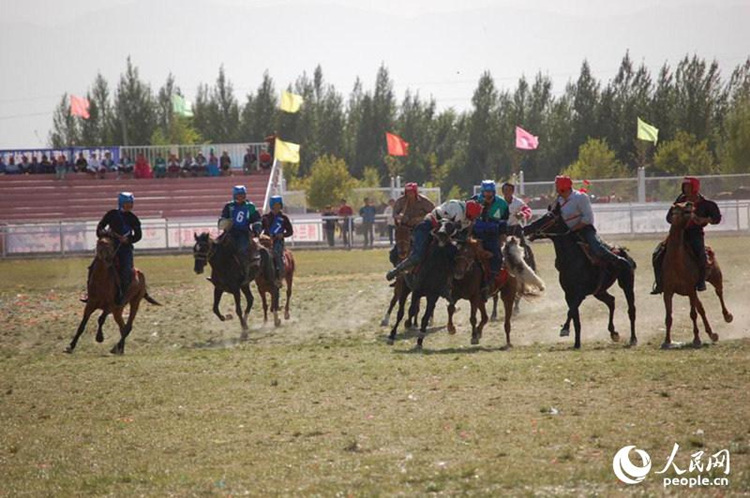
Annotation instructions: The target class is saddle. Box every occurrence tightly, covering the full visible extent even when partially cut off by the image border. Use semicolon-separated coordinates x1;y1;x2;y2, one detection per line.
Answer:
575;239;625;267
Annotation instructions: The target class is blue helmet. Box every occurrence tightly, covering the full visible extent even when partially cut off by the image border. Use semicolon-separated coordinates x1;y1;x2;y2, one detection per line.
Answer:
233;185;247;199
118;192;134;209
270;195;283;208
480;180;496;194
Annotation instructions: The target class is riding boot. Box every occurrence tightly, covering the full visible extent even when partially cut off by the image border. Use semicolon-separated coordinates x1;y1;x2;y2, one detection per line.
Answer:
115;285;125;306
696;266;707;292
386;257;416;281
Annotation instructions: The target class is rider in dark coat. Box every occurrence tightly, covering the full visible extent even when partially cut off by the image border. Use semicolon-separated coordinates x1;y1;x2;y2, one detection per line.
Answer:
261;196;293;286
219;185;262;279
95;192;142;305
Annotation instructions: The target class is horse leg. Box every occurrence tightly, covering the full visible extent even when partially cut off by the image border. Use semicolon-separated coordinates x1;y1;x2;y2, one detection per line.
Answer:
502;286;514;349
513;293;521;317
662;292;674;349
447;302;457;335
259;287;268;323
233;290;249;339
273;287;281;327
593;291;619;343
406;295;420;329
565;294;583;349
618;273;637;346
477;298;488;341
212;287;230;321
388;289;409;345
110;307;129;355
381;289;398;327
417;294;438;350
694;295;717;343
95;311;109;343
66;303;95;353
241;284;254;323
490;295;499;322
710;272;734;323
284;274;292;320
469;300;479;345
688;293;701;348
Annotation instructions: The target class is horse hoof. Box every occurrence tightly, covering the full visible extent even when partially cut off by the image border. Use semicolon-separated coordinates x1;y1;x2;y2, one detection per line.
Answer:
240;332;249;341
64;346;74;354
660;341;673;350
95;333;104;343
490;316;498;323
386;338;394;346
610;332;620;343
710;333;719;342
500;344;512;351
470;336;479;345
225;314;234;321
380;319;389;327
692;339;702;348
559;328;570;337
447;326;456;335
284;311;290;320
415;344;423;351
274;319;281;327
628;338;638;348
724;313;734;323
110;346;121;355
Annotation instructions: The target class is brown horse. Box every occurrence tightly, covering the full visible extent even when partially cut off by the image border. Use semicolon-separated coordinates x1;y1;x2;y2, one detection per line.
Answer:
661;202;733;348
66;237;160;355
447;238;519;348
381;225;415;327
257;234;295;327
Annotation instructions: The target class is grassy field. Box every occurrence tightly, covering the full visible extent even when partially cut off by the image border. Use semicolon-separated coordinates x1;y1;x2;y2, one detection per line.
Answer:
0;236;749;496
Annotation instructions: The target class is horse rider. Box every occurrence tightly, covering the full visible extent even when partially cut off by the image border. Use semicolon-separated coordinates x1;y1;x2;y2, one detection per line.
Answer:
389;183;435;266
218;185;262;279
554;175;632;271
471;180;510;297
261;195;294;287
386;199;482;282
93;192;142;305
501;181;532;228
651;176;721;294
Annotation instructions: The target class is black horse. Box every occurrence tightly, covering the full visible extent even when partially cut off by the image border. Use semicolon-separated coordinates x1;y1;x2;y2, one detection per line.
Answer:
193;232;275;340
523;205;637;349
387;227;456;350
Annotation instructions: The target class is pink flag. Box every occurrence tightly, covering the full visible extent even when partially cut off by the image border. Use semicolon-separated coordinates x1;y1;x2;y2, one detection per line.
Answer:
70;95;90;119
515;126;538;150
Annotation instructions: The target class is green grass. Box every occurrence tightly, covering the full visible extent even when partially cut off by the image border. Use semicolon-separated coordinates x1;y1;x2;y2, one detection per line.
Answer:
0;238;749;495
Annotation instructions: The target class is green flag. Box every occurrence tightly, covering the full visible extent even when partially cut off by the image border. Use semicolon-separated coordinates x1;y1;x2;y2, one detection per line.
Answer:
172;94;194;118
637;117;658;144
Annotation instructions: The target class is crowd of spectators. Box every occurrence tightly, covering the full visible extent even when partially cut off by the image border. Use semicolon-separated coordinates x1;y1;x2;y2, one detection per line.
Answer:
0;145;273;180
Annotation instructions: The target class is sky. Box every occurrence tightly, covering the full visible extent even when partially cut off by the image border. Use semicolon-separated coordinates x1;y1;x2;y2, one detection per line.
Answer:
0;0;748;148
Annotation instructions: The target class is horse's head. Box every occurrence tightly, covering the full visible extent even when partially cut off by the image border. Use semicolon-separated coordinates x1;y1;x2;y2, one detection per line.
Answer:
523;204;567;241
258;233;273;249
394;225;411;260
96;237;116;264
454;238;487;280
433;220;456;247
193;232;212;274
669;202;694;228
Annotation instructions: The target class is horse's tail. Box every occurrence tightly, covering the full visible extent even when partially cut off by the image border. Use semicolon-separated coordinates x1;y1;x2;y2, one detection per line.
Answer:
504;237;545;296
138;272;162;306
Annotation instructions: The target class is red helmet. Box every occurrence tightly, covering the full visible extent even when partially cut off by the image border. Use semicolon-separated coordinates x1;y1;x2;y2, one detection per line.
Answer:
555;175;573;192
465;200;482;220
682;176;700;194
405;182;418;194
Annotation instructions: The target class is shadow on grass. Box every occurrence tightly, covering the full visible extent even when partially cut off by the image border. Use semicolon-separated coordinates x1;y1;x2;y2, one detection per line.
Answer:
377;324;445;343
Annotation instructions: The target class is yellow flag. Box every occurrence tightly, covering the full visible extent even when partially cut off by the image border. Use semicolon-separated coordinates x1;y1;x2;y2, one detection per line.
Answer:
637;117;659;144
274;138;300;163
280;91;304;113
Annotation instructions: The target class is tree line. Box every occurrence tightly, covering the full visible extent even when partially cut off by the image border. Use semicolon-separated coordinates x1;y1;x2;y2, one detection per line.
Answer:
50;53;750;197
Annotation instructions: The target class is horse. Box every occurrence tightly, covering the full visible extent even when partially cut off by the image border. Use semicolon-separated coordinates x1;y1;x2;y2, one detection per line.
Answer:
523;205;637;349
659;202;732;348
257;234;295;327
193;232;270;339
387;224;455;350
381;225;417;328
490;235;538;320
66;236;160;355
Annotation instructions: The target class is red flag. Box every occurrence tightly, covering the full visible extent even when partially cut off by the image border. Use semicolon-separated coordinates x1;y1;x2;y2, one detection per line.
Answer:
70;95;90;119
515;126;539;150
386;132;409;156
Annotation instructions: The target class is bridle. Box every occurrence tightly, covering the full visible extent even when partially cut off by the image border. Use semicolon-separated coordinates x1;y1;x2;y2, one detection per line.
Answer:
526;211;572;240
